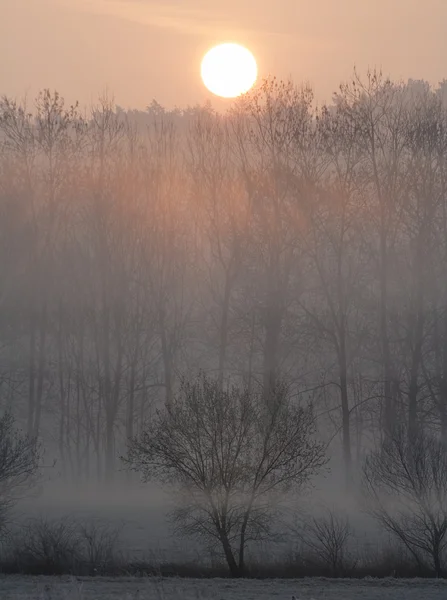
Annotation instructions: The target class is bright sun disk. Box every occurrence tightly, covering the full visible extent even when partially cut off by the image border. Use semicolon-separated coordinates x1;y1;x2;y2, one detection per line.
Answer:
201;43;258;99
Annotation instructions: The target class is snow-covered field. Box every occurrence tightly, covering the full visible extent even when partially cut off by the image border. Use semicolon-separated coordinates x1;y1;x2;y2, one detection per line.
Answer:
1;576;447;600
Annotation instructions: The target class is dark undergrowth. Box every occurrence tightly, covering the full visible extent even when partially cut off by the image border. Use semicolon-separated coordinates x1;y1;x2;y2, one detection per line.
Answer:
0;517;442;579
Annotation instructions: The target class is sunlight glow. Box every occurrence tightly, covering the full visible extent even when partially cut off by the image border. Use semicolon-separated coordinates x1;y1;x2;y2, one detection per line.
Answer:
201;43;258;99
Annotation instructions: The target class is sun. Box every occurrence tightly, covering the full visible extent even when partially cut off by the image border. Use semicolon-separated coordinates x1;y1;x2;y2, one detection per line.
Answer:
201;43;258;99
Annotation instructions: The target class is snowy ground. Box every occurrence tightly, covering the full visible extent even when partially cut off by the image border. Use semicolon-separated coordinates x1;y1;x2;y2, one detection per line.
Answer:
1;576;447;600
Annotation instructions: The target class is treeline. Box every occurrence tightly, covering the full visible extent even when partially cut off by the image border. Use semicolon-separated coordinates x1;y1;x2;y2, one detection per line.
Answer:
1;71;447;484
0;512;437;579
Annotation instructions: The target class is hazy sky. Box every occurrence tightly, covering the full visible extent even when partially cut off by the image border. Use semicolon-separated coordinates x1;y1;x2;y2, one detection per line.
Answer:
1;0;447;110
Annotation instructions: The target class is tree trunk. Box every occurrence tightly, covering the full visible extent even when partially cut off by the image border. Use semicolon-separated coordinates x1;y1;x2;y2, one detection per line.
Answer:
246;313;256;395
127;361;136;442
105;413;115;482
106;320;124;482
441;311;447;445
159;307;173;408
408;247;425;443
96;404;102;482
219;529;241;577
27;312;36;436
238;500;255;577
33;304;48;437
217;269;232;389
76;373;82;480
262;303;281;406
380;228;395;439
338;333;352;486
408;353;420;444
433;538;442;578
126;360;136;482
57;305;66;478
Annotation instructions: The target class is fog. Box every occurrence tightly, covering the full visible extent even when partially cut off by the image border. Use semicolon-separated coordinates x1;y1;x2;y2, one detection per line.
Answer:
2;73;447;577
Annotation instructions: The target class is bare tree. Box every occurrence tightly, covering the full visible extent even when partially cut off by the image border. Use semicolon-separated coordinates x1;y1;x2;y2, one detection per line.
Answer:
335;71;409;439
294;508;354;576
232;79;314;405
0;412;40;531
298;98;370;485
187;109;250;388
364;427;447;576
123;373;326;577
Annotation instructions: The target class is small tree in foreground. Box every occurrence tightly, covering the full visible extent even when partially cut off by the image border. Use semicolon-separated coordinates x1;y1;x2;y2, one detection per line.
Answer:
124;374;326;577
364;428;447;576
0;412;41;533
294;509;354;576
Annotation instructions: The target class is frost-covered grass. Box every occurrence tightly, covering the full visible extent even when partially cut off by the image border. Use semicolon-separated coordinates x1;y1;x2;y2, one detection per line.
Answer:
2;576;447;600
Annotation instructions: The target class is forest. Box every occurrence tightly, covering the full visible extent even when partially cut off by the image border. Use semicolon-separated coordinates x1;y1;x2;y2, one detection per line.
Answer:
2;70;447;577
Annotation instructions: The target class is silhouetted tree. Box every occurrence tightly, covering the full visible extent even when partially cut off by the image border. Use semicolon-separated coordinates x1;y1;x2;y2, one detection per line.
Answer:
364;428;447;576
0;412;40;532
124;374;326;577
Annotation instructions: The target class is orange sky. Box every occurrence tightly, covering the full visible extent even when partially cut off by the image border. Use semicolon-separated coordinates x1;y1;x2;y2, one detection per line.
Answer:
1;0;447;109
